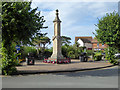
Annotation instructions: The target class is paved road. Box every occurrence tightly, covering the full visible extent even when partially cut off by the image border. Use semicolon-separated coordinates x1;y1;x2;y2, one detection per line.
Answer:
2;66;118;88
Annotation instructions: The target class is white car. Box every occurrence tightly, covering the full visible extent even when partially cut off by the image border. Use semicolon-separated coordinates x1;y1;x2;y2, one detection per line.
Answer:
115;53;120;62
115;53;120;57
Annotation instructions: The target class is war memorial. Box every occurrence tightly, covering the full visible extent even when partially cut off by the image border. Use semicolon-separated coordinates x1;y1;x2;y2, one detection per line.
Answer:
43;9;71;64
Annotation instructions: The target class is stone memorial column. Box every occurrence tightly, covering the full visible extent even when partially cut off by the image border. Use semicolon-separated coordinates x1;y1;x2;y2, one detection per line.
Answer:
49;9;65;62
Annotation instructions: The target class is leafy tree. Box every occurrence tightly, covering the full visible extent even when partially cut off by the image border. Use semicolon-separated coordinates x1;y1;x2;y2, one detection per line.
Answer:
73;41;80;48
61;36;71;57
1;2;46;75
94;11;120;50
105;47;118;64
73;42;82;58
2;2;46;45
61;36;71;46
39;36;51;49
61;42;83;59
94;11;120;64
32;33;51;56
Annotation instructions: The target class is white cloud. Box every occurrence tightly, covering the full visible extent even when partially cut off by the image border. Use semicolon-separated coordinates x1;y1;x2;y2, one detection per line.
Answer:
31;0;119;2
31;1;118;47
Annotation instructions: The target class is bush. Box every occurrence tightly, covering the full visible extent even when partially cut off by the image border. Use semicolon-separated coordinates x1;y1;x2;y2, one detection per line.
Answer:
20;46;37;59
43;49;52;59
93;52;102;61
62;45;76;58
1;43;19;75
67;51;75;58
86;50;93;56
62;45;68;57
36;47;53;60
62;44;83;59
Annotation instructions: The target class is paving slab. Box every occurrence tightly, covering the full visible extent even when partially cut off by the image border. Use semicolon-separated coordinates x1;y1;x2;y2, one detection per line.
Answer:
16;59;114;74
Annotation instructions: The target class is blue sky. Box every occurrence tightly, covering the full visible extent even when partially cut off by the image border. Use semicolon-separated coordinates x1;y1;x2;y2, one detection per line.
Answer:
31;0;118;48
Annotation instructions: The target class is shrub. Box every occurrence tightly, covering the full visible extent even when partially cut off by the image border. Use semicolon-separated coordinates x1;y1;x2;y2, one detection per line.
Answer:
86;50;93;56
43;49;52;59
62;45;68;57
93;52;102;61
62;44;83;59
74;49;82;59
1;43;19;75
20;46;37;59
67;51;76;59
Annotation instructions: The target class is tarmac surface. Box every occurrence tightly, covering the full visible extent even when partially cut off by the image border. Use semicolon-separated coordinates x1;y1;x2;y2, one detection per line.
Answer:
16;59;114;75
2;66;118;88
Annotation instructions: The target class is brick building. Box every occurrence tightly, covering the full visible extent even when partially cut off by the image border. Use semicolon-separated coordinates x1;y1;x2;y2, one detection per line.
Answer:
91;37;108;51
75;36;92;50
75;36;108;51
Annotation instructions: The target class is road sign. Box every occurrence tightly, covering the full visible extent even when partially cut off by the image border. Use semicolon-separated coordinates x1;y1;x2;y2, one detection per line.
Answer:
15;45;20;51
97;43;99;47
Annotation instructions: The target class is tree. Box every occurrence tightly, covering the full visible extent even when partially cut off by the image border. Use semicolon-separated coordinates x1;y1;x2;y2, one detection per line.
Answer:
32;33;51;58
33;33;51;50
61;36;71;46
61;41;83;59
2;2;46;45
94;11;120;64
94;11;120;50
73;41;80;48
73;42;82;58
1;2;46;75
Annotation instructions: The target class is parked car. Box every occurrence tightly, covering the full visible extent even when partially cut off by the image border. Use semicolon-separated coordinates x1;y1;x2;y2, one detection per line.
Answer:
101;53;105;60
115;53;120;62
115;53;120;57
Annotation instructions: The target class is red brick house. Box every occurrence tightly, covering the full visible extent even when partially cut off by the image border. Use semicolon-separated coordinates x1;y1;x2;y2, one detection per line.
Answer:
91;37;108;51
75;36;108;51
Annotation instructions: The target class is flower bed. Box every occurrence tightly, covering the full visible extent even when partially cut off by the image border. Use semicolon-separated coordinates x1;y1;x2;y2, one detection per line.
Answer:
43;58;71;64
